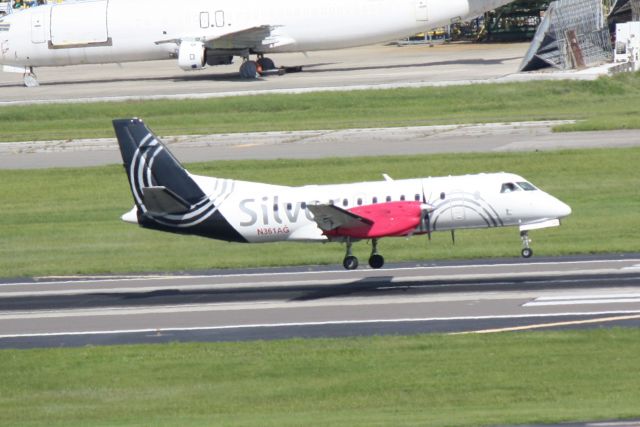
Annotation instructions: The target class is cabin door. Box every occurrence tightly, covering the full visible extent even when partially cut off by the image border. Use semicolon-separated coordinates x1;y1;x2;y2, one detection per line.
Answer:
31;12;46;44
50;0;110;47
415;0;428;21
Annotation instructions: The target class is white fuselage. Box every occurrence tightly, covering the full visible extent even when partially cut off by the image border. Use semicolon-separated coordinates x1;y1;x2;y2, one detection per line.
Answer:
164;172;571;243
0;0;511;68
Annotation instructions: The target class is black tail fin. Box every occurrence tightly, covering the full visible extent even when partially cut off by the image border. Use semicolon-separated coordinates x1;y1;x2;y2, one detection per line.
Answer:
113;118;206;215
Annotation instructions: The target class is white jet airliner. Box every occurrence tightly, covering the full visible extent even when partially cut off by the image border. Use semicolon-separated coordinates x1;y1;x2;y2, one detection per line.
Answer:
114;118;571;270
0;0;513;86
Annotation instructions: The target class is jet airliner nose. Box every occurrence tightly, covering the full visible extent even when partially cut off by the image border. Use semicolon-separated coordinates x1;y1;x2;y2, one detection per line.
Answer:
551;198;572;219
558;201;572;218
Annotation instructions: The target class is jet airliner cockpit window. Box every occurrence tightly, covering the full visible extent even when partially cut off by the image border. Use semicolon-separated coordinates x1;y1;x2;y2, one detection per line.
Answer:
517;182;537;191
500;183;520;193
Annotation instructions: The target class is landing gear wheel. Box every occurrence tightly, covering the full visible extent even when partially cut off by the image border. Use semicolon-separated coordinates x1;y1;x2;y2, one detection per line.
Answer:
257;57;276;72
23;67;39;88
368;254;384;269
239;60;258;79
343;256;359;270
521;248;533;258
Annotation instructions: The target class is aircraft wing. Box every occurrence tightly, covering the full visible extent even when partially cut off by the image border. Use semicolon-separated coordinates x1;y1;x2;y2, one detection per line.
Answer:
156;26;294;51
307;204;373;233
308;201;427;239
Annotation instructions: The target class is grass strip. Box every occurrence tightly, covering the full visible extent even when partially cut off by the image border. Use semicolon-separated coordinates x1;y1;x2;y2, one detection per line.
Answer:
2;73;640;142
1;329;640;426
0;147;638;278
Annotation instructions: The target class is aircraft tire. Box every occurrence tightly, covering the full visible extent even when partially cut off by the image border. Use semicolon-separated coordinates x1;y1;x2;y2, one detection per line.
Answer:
521;248;533;258
343;256;359;270
239;61;258;79
257;57;276;71
368;254;384;269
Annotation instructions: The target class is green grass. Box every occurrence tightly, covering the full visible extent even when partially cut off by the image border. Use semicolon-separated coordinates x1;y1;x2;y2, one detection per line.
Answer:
3;72;640;141
1;329;640;426
1;147;638;278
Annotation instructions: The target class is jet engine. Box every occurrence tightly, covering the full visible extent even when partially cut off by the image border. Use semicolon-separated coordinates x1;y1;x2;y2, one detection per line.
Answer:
177;41;233;70
178;40;205;71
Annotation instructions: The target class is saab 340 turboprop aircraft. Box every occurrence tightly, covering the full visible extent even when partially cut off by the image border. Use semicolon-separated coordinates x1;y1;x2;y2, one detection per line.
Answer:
114;118;571;270
1;0;514;86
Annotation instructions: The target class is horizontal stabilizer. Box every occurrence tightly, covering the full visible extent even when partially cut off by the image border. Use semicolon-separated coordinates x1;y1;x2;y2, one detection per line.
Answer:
141;186;191;215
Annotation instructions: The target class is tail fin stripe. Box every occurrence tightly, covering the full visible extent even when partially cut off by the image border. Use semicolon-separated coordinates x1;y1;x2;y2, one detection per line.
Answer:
130;138;161;213
132;137;220;226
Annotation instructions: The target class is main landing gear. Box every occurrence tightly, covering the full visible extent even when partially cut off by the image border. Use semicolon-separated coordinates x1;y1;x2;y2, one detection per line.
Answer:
239;54;278;79
520;230;533;258
342;238;385;270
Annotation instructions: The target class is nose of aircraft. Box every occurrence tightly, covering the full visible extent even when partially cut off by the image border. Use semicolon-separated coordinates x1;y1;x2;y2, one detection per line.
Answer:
550;197;572;219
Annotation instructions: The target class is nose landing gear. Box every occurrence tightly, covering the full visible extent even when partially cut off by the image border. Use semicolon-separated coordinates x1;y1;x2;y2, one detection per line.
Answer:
520;231;533;258
23;66;39;87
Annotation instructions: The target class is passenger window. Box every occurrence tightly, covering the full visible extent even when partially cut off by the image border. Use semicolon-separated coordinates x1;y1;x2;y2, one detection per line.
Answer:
386;196;392;202
273;203;278;212
517;182;537;191
343;199;348;207
301;202;307;209
500;183;520;193
372;197;378;204
357;198;362;206
400;195;405;201
286;203;292;210
414;194;420;201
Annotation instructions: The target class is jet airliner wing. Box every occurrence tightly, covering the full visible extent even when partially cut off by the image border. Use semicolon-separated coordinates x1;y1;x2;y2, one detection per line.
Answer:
155;25;294;50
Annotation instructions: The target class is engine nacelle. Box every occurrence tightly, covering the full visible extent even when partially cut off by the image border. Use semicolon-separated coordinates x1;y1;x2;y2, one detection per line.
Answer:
178;41;205;71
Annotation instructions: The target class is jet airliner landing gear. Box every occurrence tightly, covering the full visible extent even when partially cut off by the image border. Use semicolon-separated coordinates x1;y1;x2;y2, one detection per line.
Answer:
520;231;533;258
343;238;359;270
239;59;259;79
23;66;39;88
256;55;276;72
368;238;384;269
239;55;278;79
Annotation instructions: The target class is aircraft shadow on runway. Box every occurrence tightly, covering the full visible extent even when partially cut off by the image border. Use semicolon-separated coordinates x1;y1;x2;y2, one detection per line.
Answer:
300;57;521;74
0;272;634;312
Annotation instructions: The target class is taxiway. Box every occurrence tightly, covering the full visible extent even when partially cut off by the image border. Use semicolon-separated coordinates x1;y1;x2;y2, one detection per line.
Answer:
0;42;608;105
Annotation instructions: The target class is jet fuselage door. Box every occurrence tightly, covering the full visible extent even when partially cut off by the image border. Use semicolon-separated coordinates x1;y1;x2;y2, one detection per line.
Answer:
31;12;46;44
49;0;110;47
415;0;428;21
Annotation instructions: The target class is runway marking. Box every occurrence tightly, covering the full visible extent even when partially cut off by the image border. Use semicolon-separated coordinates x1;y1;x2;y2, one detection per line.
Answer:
452;313;640;335
2;310;640;340
1;272;637;299
523;293;640;307
1;258;638;290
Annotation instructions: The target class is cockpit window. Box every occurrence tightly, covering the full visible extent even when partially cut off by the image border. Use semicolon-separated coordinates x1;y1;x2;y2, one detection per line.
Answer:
517;182;537;191
500;183;520;193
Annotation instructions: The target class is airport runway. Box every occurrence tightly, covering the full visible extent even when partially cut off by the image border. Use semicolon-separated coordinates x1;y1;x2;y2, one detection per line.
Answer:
0;42;607;105
1;254;639;349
